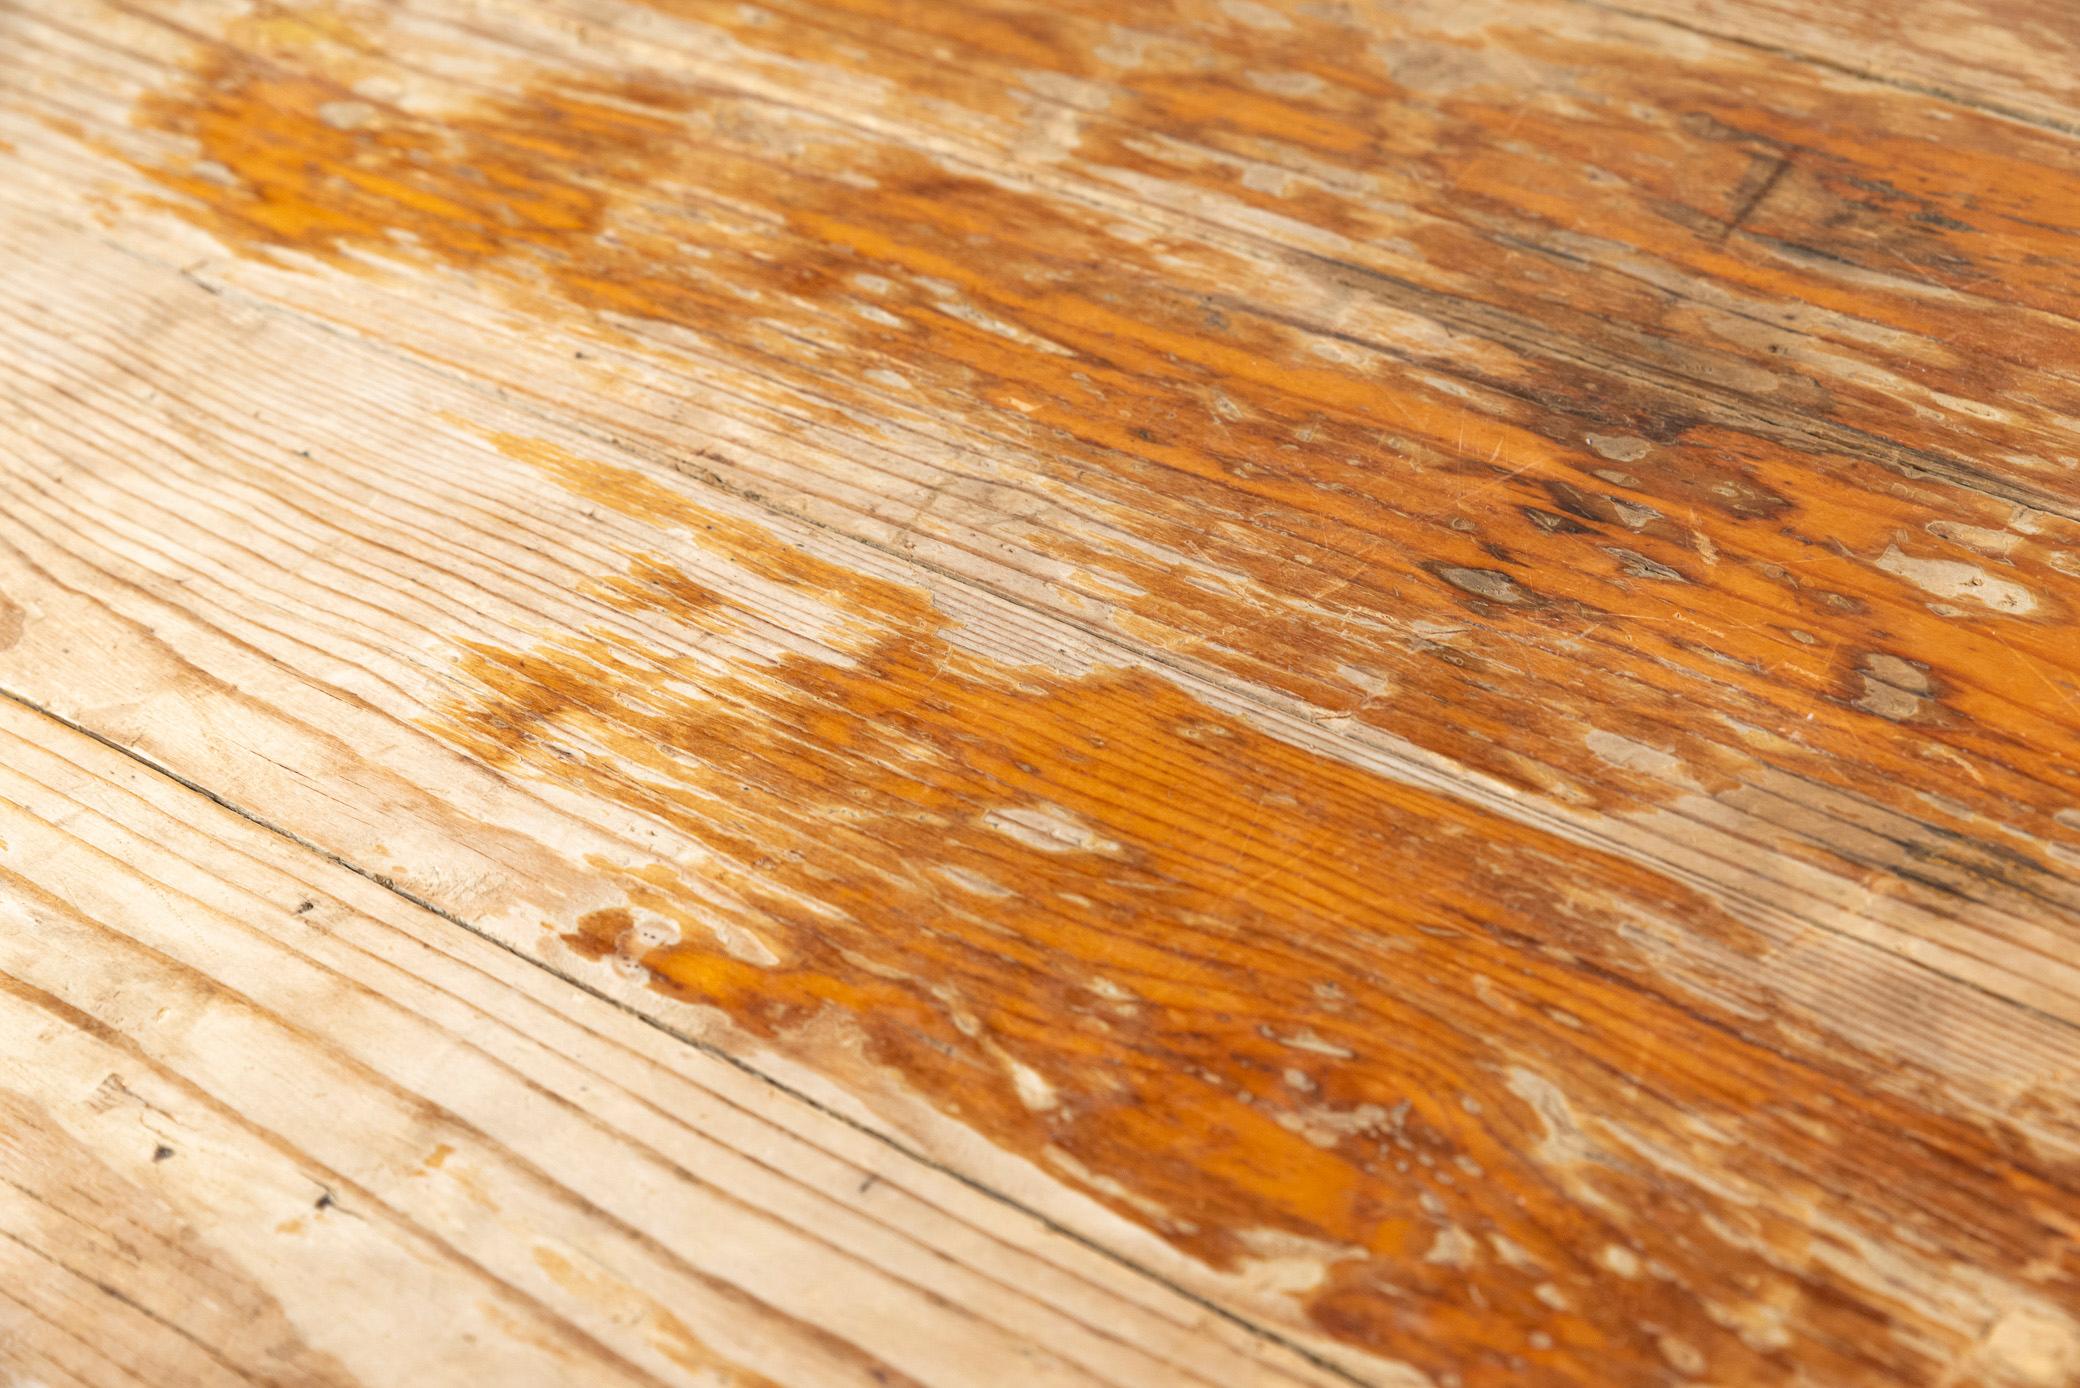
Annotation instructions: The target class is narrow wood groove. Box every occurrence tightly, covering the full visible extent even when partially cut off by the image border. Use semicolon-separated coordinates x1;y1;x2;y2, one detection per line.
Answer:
1567;0;2080;138
1285;251;2080;525
0;921;688;1388
117;232;2080;1042
4;3;2079;1382
0;682;1373;1388
28;0;2080;540
0;1222;259;1385
27;213;2069;1080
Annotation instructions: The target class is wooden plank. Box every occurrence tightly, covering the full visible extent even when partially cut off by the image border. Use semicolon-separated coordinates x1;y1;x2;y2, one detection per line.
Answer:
2;0;2076;977
2;0;2079;1382
0;694;1336;1388
26;0;2080;516
0;206;2075;1385
1596;0;2080;134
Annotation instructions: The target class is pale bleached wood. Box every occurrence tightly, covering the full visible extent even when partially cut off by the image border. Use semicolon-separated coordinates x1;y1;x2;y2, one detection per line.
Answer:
3;0;2077;979
1595;0;2080;134
0;695;1342;1388
0;1;2078;1382
0;204;2073;1384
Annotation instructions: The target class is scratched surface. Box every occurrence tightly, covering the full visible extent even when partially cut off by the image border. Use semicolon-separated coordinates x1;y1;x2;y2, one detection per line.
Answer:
0;1;2078;1385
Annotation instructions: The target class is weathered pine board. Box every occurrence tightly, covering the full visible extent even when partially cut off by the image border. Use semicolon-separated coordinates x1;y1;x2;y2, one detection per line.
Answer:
3;0;2078;993
2;0;2080;1384
1604;0;2080;135
0;204;2076;1386
0;695;1336;1388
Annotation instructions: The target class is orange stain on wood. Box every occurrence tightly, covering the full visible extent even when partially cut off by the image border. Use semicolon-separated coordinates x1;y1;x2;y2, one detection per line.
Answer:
129;32;673;272
415;434;2076;1387
121;9;2080;876
108;14;2080;1382
126;9;2080;793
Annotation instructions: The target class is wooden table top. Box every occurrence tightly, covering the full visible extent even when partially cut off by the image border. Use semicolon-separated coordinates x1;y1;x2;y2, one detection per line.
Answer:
1;1;2077;1384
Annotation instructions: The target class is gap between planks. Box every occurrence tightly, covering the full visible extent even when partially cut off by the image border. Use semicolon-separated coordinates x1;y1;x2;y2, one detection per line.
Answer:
0;680;1376;1388
1567;0;2080;138
59;209;2080;1047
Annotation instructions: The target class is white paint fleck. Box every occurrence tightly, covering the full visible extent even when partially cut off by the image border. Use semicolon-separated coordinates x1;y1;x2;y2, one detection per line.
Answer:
1263;1026;1357;1058
1228;1228;1372;1300
1088;976;1135;1002
1876;543;2038;614
317;99;378;130
1609;498;1664;530
1277;1101;1392;1147
1927;519;2021;559
626;912;681;952
1009;1059;1059;1113
1240;164;1301;197
936;865;1013;897
982;804;1121;855
1866;652;1933;693
1856;676;1925;722
1586;433;1652;463
1425;1225;1479;1268
1471;974;1519;1014
1506;1068;1595;1166
1584;731;1699;788
1437;567;1531;603
1657;1334;1706;1375
1970;1301;2080;1387
1491;1234;1543;1272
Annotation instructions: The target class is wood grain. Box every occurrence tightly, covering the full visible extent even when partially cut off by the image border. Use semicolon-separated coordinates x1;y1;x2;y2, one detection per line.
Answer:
0;696;1333;1387
0;0;2075;1384
1602;0;2080;134
5;0;2078;975
0;209;2074;1383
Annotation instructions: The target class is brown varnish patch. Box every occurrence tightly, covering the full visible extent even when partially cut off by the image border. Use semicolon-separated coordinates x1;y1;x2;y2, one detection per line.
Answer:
424;437;2079;1387
121;7;2080;915
114;17;2080;1380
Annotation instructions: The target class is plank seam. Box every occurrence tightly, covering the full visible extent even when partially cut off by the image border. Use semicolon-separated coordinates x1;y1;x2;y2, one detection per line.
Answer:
1258;256;2080;525
19;204;2080;1030
0;682;1379;1388
1565;0;2080;139
41;213;2080;1035
442;0;2080;521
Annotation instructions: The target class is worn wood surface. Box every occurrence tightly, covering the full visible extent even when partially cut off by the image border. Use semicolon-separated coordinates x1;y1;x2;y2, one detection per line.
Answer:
0;1;2077;1385
0;696;1329;1387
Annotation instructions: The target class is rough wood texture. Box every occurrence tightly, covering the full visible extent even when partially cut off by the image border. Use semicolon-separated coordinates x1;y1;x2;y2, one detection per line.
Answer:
0;1;2077;1385
0;697;1333;1387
